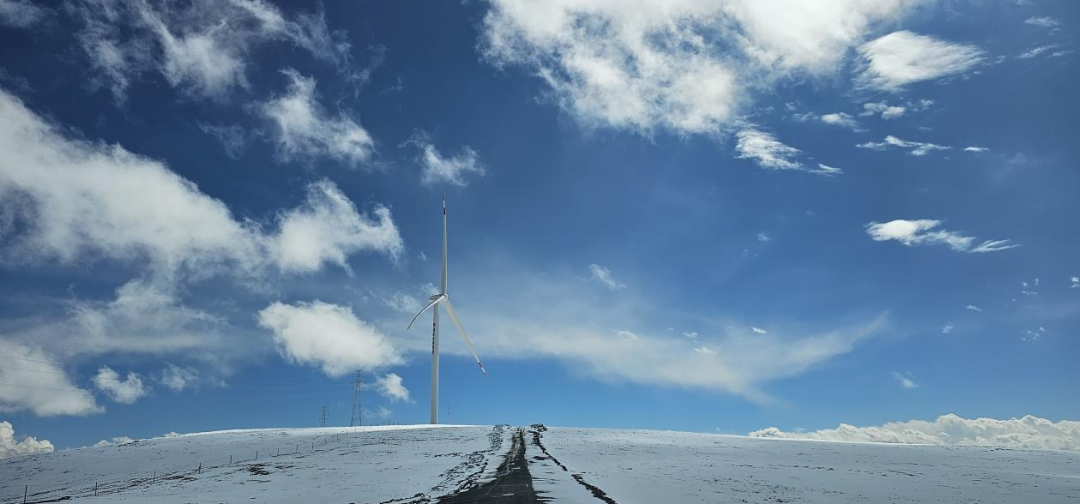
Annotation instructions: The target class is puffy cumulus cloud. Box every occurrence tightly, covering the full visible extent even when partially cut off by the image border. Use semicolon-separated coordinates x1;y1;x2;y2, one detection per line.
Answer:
0;89;401;277
404;134;486;187
71;0;350;102
588;264;625;290
480;0;920;137
866;219;1019;254
0;421;53;459
856;31;985;91
0;0;46;28
858;135;949;156
820;112;862;131
965;304;983;312
259;69;375;166
273;180;403;273
93;366;148;404
1071;276;1079;289
375;373;411;402
257;301;402;377
0;340;101;416
861;101;906;119
0;88;259;273
93;436;135;447
749;414;1080;452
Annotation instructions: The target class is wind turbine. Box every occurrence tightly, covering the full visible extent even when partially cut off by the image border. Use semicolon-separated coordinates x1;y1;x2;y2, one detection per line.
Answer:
407;196;486;424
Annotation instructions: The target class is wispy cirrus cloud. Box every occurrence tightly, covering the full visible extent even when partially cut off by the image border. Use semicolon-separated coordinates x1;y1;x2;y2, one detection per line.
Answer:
856;31;984;91
736;129;841;176
865;219;1019;253
1024;16;1060;29
589;264;626;290
858;135;949;156
71;0;351;102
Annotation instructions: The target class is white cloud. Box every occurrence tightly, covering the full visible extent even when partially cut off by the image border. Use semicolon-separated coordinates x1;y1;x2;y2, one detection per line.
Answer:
820;112;862;131
1071;276;1079;288
199;124;249;159
1018;45;1058;59
375;373;410;402
1050;50;1074;58
161;363;199;392
405;134;486;187
892;371;918;389
259;69;375;166
756;233;771;243
616;330;640;342
0;421;53;459
589;264;626;290
683;331;698;340
856;31;984;91
813;164;844;176
480;0;919;136
736;129;802;171
857;135;949;156
273;179;404;273
72;0;350;102
0;0;45;28
751;327;768;335
257;300;402;377
2;90;398;278
965;305;983;312
93;366;148;404
865;219;1019;253
0;340;101;416
964;146;989;152
861;102;906;119
750;414;1080;452
1025;16;1060;29
93;436;135;448
941;323;954;334
693;346;717;356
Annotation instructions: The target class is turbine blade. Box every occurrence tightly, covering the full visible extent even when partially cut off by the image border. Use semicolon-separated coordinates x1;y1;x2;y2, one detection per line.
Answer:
407;296;442;331
442;298;487;377
441;195;448;295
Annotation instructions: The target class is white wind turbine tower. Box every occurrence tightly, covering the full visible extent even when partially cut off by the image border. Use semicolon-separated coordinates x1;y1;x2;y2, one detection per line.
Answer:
407;196;487;424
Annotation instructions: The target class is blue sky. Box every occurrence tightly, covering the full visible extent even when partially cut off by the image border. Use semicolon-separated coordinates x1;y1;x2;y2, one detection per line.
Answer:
1;0;1078;452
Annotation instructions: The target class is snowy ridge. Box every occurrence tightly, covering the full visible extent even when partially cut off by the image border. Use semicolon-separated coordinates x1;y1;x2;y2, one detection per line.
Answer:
2;425;1078;503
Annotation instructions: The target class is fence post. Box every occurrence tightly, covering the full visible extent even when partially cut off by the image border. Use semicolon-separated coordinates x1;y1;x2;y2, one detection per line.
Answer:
152;471;156;484
255;450;258;461
23;485;27;504
198;463;202;474
230;455;233;465
95;481;98;496
277;448;280;457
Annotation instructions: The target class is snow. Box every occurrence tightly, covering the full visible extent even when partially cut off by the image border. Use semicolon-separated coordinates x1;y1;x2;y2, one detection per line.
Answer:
537;427;1080;503
2;424;1078;503
0;425;511;503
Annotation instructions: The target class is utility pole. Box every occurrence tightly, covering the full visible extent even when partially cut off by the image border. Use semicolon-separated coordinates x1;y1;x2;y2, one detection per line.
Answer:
350;371;362;427
319;405;329;427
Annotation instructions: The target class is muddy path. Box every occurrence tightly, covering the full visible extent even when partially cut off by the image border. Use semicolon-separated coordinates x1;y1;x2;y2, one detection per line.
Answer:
438;428;539;504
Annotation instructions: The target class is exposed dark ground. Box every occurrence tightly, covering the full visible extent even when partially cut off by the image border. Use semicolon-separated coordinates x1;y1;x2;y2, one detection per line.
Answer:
438;428;539;504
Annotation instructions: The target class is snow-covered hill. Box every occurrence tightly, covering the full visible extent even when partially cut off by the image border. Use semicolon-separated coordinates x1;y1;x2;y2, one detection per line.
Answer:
1;424;1077;503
